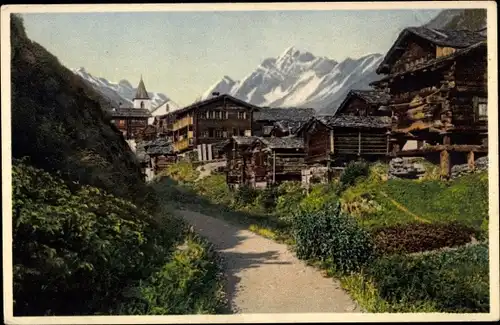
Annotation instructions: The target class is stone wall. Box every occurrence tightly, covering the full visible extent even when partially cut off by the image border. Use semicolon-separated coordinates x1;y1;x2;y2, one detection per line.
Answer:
301;166;329;186
451;156;488;179
389;156;489;180
388;157;427;179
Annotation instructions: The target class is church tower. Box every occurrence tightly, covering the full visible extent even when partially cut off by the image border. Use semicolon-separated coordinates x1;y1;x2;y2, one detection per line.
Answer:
133;75;152;110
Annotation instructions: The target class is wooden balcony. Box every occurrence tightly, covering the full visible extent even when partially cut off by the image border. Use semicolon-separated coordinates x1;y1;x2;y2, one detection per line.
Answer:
173;116;193;131
173;138;191;152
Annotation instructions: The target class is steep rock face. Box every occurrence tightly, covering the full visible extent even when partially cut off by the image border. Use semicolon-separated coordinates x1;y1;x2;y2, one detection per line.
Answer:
424;9;487;31
199;46;382;113
10;14;150;204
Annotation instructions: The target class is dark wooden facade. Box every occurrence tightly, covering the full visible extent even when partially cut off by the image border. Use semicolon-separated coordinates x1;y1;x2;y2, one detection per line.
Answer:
336;90;391;118
298;115;391;168
371;27;488;177
223;136;257;187
247;137;306;187
109;107;152;140
156;95;259;154
143;138;178;175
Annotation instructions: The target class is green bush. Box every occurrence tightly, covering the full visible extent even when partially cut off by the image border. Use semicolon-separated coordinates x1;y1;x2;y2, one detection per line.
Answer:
234;185;260;208
12;161;183;316
367;243;489;313
292;203;376;274
193;174;233;206
340;160;370;188
275;182;305;223
158;162;200;184
371;222;477;255
114;231;227;315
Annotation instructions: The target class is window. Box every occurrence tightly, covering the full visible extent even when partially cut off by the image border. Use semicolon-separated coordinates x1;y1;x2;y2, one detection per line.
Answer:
215;111;222;119
201;130;209;138
215;129;223;138
238;111;247;119
224;111;229;119
199;112;205;119
206;111;210;119
118;120;126;127
244;129;252;136
239;129;245;136
140;101;144;109
210;111;216;119
474;96;488;121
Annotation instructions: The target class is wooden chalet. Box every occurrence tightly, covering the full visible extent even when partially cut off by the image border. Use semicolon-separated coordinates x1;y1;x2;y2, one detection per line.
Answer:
335;90;391;118
370;27;488;178
136;124;158;141
248;137;306;187
156;94;260;154
223;136;258;188
297;115;391;169
108;107;152;140
143;138;177;175
252;107;316;137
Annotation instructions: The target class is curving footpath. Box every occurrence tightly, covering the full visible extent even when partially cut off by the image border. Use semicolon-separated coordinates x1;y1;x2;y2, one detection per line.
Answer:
175;209;361;314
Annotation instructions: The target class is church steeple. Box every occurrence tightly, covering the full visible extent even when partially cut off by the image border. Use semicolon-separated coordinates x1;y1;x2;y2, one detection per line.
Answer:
134;75;150;100
133;75;152;110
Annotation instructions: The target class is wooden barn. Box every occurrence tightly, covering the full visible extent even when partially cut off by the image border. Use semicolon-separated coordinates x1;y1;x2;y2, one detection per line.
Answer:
247;137;306;187
370;27;488;178
136;124;158;141
223;136;258;188
297;115;391;169
252;107;316;137
155;94;259;155
108;107;152;140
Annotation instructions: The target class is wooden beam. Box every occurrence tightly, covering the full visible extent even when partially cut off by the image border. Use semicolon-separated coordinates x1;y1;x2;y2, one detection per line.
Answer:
467;151;475;171
358;130;361;156
272;150;276;184
330;129;335;154
440;150;451;178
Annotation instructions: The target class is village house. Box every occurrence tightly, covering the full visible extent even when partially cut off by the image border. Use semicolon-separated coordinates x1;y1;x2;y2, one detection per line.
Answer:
248;137;306;187
370;26;488;178
335;90;391;118
297;115;391;175
108;76;152;140
155;94;260;160
252;107;316;137
223;136;259;188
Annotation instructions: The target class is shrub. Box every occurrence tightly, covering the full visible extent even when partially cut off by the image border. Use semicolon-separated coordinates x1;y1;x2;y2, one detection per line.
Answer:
113;231;227;315
158;162;200;184
367;243;489;313
339;160;369;188
371;222;477;255
234;185;260;208
292;203;376;274
275;182;305;223
193;174;233;206
12;162;184;316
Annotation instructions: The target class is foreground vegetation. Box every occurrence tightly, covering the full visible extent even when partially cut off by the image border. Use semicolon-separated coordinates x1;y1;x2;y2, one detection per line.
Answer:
11;15;227;316
12;161;227;316
156;160;490;313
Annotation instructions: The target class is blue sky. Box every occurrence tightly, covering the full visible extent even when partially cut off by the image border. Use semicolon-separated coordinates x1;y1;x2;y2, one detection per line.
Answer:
21;9;441;106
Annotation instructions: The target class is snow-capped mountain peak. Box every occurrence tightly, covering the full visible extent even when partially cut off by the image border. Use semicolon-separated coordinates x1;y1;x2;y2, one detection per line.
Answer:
71;68;179;114
198;46;382;114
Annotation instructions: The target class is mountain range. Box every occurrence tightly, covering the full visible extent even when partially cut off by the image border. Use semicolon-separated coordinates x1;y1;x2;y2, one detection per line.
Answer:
71;8;486;115
72;67;180;111
198;47;383;114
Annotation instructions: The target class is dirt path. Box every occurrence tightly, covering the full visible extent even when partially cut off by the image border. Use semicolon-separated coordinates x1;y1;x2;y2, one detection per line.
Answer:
175;209;361;314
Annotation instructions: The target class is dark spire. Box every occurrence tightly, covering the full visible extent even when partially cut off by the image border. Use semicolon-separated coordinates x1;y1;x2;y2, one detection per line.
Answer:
134;75;150;100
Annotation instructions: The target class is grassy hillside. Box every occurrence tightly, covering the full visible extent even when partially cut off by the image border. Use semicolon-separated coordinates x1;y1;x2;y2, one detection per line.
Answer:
10;14;154;209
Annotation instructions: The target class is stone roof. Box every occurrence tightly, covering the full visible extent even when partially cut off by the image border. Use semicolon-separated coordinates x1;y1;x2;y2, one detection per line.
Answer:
372;41;486;85
134;76;150;100
143;138;174;156
377;27;486;74
349;90;391;105
317;115;391;129
273;120;308;135
108;107;152;118
232;136;259;145
253;107;316;122
257;136;304;150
